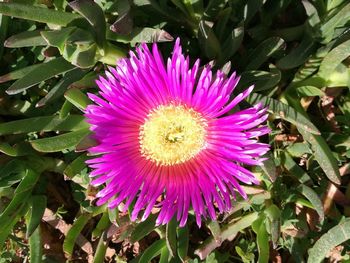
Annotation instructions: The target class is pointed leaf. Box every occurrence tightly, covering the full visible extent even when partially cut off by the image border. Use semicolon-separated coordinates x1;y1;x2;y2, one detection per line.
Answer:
64;88;91;111
6;57;76;95
166;217;177;258
139;239;166;263
69;0;106;50
0;115;88;135
318;39;350;79
277;34;317;69
63;213;91;257
0;64;40;83
246;37;285;70
297;184;324;223
30;128;90;153
0;2;80;26
298;128;341;185
308;219;350;263
246;93;320;135
177;224;189;262
4;30;47;48
26;195;47;238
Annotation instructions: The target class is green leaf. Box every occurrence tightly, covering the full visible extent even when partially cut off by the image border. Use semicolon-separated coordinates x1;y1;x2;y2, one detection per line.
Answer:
139;239;166;263
220;26;244;63
93;230;109;263
318;39;350;79
30;128;90;153
0;64;40;83
64;88;91;111
308;219;350;263
246;93;320;135
68;0;106;50
92;212;111;239
319;3;350;43
159;246;170;263
252;216;269;263
221;212;259;241
130;214;157;242
41;27;76;50
0;142;34;157
280;151;311;183
0;203;28;249
166;217;177;258
4;30;47;48
297;184;324;223
277;34;317;69
0;169;39;249
26;195;47;238
107;27;173;45
63;213;91;257
238;68;281;92
0;115;87;135
198;20;221;60
37;69;87;107
0;2;80;26
28;224;43;263
6;57;76;95
64;154;89;179
296;86;325;97
261;152;277;182
246;37;285;70
177;224;189;262
0;160;26;187
298;128;341;185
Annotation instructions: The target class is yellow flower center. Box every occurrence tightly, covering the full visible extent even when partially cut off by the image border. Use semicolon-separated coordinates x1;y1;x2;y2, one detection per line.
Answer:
139;104;207;166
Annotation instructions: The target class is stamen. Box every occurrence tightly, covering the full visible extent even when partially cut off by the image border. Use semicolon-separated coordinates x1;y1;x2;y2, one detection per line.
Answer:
139;104;207;166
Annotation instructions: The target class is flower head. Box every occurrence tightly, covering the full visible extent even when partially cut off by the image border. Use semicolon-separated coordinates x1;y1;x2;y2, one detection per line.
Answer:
85;39;270;227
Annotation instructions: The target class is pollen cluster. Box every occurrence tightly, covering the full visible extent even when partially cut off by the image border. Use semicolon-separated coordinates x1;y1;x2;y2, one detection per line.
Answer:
139;104;207;166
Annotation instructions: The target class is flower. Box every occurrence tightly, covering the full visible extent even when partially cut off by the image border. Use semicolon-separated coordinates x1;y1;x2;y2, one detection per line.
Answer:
85;38;270;227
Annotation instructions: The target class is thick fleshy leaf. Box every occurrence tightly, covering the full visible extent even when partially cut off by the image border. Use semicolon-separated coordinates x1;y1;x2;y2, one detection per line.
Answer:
277;34;317;69
298;128;341;185
246;93;320;135
297;184;324;223
318;39;350;79
0;169;39;249
166;217;177;258
308;219;350;263
64;154;89;179
4;30;47;48
0;115;88;135
139;239;166;263
281;151;311;183
252;215;269;263
0;64;40;83
177;224;189;262
246;37;285;70
64;88;91;111
0;2;80;26
63;213;91;257
37;69;87;107
68;0;106;50
30;128;90;153
26;195;47;238
130;214;157;242
107;27;173;45
238;68;281;92
28;225;43;263
6;57;76;95
198;20;221;59
296;86;325;97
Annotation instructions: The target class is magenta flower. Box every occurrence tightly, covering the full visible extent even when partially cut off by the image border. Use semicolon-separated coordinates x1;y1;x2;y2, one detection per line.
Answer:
85;39;270;227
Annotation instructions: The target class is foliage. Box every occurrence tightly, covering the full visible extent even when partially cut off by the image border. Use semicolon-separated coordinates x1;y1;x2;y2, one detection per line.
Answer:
0;0;350;262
